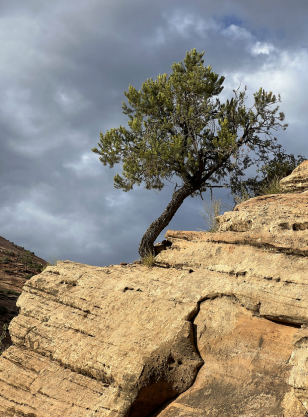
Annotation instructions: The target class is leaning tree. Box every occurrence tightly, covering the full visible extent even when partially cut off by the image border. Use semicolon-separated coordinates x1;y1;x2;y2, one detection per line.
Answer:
92;48;292;259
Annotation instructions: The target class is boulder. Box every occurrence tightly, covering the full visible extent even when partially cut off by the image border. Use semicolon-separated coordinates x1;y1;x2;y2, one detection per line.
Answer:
280;159;308;193
2;163;308;415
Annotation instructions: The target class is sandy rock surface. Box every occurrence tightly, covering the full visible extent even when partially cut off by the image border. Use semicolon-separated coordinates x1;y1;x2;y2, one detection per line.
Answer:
2;262;204;417
2;162;308;416
280;159;308;193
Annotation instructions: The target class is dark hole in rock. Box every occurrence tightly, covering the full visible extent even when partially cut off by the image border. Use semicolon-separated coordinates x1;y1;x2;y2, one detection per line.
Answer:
279;222;290;230
293;222;308;231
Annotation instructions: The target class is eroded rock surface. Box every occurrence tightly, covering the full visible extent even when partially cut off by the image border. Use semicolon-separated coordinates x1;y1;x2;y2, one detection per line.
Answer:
153;297;304;416
1;262;204;417
280;159;308;193
2;162;308;415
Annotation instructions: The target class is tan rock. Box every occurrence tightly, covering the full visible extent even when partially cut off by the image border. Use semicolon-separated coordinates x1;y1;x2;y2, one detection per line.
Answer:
211;192;308;256
154;297;305;417
3;164;308;415
1;262;203;417
280;160;308;193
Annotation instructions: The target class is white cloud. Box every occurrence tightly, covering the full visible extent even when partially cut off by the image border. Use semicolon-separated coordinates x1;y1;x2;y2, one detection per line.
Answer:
251;41;276;56
143;11;220;46
221;24;252;41
221;46;308;134
167;13;196;37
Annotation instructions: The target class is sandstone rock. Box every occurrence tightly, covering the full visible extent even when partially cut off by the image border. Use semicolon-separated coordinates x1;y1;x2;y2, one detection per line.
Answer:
280;159;308;193
1;262;203;417
211;192;308;257
153;297;303;417
4;165;308;415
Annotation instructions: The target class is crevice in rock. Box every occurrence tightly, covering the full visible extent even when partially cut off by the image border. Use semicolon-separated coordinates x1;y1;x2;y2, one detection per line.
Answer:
147;396;180;417
189;303;202;359
129;303;205;417
262;316;303;328
203;238;308;258
144;294;261;417
143;295;305;416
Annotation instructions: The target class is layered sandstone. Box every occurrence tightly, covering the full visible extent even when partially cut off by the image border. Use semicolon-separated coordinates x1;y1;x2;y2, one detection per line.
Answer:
2;162;308;416
280;159;308;193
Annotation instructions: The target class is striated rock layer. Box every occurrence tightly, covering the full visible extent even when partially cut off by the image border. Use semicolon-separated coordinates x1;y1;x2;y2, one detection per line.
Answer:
280;159;308;193
2;162;308;415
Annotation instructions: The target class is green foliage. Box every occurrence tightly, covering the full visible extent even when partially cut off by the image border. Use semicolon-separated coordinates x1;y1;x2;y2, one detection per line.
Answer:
25;273;35;280
257;176;283;196
230;148;305;203
0;257;11;264
92;49;231;195
93;48;292;200
4;251;15;257
139;250;156;268
18;250;34;272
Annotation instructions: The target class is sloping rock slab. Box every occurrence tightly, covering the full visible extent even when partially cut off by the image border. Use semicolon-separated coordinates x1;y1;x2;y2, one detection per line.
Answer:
2;250;308;415
153;297;305;416
4;183;308;415
0;262;203;417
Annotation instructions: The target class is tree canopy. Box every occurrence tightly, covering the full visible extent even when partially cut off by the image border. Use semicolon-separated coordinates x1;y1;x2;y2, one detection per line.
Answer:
92;48;303;259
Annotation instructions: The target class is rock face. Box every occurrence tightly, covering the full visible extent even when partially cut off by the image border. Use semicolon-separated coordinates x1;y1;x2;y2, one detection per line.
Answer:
0;236;48;350
2;262;204;417
2;162;308;415
280;159;308;193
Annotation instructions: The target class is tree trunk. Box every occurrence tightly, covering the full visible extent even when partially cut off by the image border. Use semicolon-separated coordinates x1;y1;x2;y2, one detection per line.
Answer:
138;182;199;258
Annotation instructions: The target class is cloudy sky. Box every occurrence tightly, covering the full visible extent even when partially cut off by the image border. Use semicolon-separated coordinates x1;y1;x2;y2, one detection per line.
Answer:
0;0;307;267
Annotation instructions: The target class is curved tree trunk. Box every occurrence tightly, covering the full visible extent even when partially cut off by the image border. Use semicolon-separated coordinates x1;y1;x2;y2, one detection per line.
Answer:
138;182;199;259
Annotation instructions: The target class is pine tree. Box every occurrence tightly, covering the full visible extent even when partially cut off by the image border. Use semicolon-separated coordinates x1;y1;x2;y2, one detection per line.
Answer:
92;49;292;259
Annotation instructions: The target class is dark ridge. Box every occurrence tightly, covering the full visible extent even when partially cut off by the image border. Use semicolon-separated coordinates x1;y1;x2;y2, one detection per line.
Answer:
263;316;302;328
